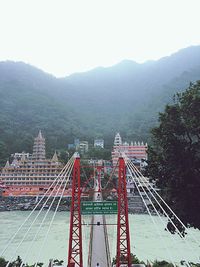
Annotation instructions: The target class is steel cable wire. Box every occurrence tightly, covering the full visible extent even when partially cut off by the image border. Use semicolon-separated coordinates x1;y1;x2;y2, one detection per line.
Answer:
127;162;197;266
127;164;177;266
20;160;74;267
128;159;200;247
128;160;200;262
5;157;74;267
33;161;74;267
0;156;74;258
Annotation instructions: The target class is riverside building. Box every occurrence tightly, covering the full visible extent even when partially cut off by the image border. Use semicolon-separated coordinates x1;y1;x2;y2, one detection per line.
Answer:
0;131;64;197
112;133;148;168
94;139;104;148
112;133;148;194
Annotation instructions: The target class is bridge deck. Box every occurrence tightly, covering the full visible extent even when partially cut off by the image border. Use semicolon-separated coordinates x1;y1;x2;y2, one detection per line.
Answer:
89;191;111;267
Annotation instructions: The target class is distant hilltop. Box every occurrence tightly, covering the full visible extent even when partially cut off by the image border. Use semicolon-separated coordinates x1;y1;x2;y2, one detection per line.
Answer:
0;45;200;163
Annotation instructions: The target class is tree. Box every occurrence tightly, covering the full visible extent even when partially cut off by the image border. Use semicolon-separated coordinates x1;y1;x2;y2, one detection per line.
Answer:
0;141;8;165
11;256;23;267
53;259;64;266
146;81;200;229
112;253;143;264
84;147;111;160
152;260;173;267
0;258;7;267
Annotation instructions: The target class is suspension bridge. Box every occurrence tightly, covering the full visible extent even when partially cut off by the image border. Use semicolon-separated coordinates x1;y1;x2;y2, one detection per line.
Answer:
0;153;200;267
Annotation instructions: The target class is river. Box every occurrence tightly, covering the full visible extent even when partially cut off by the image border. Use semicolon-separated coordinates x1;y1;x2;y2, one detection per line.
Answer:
0;211;200;266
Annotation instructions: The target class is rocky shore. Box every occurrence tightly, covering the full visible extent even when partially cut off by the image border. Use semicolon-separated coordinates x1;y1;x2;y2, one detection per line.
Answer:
0;196;71;212
0;194;148;214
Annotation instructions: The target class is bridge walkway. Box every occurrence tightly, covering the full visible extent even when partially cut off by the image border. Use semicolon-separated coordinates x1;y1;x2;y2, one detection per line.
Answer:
88;189;111;267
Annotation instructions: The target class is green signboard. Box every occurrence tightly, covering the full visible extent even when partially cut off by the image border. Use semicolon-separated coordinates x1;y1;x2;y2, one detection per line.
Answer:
81;201;118;215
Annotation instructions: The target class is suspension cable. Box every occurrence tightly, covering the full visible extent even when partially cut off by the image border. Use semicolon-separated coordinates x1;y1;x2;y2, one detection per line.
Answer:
127;164;177;266
33;162;74;267
103;159;119;190
128;159;200;247
126;164;194;266
81;167;93;189
128;159;200;258
5;157;74;267
0;156;74;258
128;161;187;238
20;159;73;266
128;161;199;264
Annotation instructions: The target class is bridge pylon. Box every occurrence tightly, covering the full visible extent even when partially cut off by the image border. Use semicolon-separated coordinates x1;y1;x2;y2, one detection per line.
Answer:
68;156;83;267
116;157;131;267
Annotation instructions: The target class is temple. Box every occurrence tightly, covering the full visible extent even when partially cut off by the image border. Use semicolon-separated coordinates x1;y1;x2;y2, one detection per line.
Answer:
112;133;148;168
32;130;46;160
0;131;63;197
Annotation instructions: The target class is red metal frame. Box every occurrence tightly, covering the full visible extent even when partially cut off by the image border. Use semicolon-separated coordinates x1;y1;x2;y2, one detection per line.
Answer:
81;174;94;193
97;166;102;192
68;156;83;267
116;157;131;267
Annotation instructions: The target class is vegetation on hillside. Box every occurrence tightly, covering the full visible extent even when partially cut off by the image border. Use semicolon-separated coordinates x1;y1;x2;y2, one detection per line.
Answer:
83;147;111;160
146;81;200;229
0;46;200;165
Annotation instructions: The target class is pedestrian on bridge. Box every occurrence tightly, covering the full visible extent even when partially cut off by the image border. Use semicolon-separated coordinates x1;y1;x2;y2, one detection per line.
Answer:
96;263;100;267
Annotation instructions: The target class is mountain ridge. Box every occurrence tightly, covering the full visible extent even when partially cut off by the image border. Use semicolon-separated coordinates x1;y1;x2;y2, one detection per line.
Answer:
0;45;200;163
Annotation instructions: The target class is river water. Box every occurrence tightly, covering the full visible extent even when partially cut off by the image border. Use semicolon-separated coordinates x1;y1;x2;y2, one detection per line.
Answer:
0;211;200;266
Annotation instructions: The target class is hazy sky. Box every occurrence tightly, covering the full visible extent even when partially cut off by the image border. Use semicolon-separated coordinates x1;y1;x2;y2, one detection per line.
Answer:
0;0;200;77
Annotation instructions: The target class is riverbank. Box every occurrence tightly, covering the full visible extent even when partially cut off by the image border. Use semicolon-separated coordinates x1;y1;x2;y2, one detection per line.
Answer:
0;196;71;212
0;196;146;214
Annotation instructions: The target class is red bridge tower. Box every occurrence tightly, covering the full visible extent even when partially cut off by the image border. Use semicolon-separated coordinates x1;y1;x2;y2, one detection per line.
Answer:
116;157;131;267
68;156;83;267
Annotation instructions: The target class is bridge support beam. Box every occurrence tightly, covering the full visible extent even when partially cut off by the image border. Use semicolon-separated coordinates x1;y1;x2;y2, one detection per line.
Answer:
97;166;102;192
68;156;83;267
116;157;131;267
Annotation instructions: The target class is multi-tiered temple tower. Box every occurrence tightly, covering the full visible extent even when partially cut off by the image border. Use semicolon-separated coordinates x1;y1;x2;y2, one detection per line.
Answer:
32;130;46;160
114;132;122;146
112;133;148;167
0;131;64;197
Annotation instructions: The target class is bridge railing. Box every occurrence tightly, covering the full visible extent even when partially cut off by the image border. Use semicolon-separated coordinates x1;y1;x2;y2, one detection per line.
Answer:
103;214;112;267
87;215;94;267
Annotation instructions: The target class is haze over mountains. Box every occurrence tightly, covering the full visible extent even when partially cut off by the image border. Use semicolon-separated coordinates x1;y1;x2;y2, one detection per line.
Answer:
0;45;200;162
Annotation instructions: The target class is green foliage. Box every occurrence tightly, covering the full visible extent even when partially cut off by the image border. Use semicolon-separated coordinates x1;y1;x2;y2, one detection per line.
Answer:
84;147;111;160
0;256;44;267
146;81;200;229
152;261;200;267
152;260;174;267
0;47;200;164
112;253;142;264
0;258;7;267
52;259;64;266
0;141;7;165
58;150;71;164
8;256;23;267
187;263;200;267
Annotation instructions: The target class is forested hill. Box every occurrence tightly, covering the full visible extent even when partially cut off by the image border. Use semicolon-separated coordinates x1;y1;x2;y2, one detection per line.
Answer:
0;46;200;163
